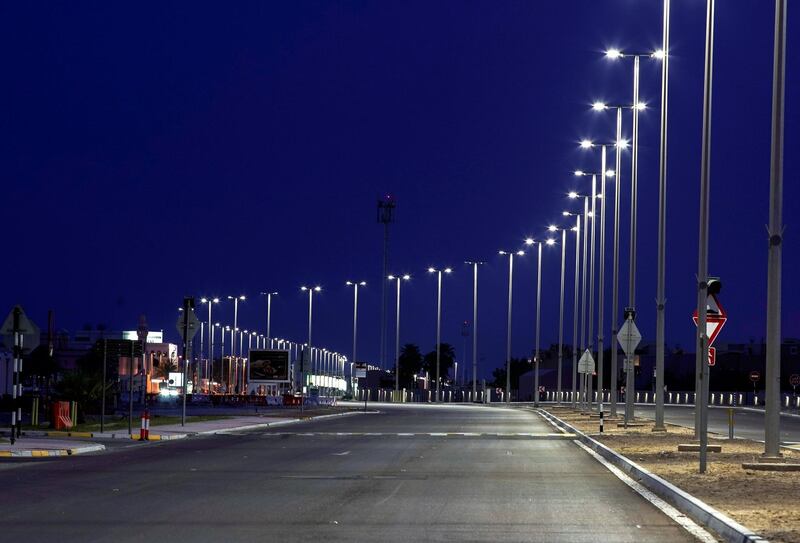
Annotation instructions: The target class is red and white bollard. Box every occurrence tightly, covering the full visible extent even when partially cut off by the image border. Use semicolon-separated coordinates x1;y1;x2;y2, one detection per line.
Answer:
139;410;150;440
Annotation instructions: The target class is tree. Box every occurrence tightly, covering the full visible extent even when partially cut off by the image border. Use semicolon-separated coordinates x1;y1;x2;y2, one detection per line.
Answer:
155;358;177;379
398;343;423;388
423;343;456;387
491;357;532;392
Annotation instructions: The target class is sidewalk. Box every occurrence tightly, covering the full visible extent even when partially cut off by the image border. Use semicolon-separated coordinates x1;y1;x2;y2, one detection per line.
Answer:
2;410;365;442
0;438;105;458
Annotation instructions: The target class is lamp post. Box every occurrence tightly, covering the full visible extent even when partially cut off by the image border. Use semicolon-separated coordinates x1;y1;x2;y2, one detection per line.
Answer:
346;280;366;396
260;291;278;344
764;0;787;461
428;267;452;402
465;261;484;400
300;286;322;405
525;237;555;406
200;298;219;393
499;250;524;403
226;295;245;392
568;191;590;409
548;224;567;404
562;209;582;408
388;275;410;394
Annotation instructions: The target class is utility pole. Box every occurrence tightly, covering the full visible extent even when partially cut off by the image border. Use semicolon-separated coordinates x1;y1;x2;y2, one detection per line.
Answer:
377;195;396;370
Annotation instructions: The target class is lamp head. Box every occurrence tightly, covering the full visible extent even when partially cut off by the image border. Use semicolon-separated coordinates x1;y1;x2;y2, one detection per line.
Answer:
547;225;557;232
579;139;594;149
545;238;556;246
605;48;623;60
568;191;579;199
591;102;608;112
524;238;535;246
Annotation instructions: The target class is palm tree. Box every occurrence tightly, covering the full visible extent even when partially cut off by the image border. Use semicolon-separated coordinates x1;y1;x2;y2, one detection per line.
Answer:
398;343;423;388
423;343;456;387
155;358;178;380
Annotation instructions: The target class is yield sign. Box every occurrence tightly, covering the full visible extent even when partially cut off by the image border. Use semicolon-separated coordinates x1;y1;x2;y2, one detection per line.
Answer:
693;293;727;347
1;305;40;351
618;319;642;357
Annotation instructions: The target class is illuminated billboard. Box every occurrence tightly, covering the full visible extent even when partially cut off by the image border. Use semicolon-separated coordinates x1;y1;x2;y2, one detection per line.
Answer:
249;350;290;382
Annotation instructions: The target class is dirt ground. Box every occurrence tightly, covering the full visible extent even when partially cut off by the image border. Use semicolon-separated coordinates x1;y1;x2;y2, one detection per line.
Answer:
547;407;800;543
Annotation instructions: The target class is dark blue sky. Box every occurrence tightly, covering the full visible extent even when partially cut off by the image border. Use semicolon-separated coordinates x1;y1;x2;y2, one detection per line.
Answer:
2;1;797;377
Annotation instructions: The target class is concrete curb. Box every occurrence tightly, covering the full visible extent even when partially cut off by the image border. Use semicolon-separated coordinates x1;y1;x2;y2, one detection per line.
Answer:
0;443;106;458
538;409;767;543
0;430;187;441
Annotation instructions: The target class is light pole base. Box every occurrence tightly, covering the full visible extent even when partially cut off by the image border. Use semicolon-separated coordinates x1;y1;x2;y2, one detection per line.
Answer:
758;453;785;463
651;425;667;433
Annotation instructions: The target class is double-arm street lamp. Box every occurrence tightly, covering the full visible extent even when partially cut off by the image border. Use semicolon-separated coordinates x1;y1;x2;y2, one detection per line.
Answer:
388;274;411;394
561;210;582;407
226;295;246;391
464;260;485;400
548;224;568;404
260;291;278;344
525;237;555;406
199;297;219;393
498;250;524;403
300;286;322;398
428;267;452;402
345;281;367;397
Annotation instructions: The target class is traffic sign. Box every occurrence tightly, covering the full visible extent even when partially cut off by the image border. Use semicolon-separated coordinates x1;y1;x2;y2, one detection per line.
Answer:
618;319;642;356
692;293;727;347
1;305;40;350
708;347;716;367
749;371;761;383
176;309;201;341
578;349;595;374
790;374;800;387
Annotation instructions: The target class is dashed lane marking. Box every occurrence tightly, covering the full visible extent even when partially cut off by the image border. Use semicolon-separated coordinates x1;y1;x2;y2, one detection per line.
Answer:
261;432;576;439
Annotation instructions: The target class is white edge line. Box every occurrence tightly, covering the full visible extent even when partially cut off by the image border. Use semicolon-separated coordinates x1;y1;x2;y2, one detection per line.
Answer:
573;441;717;542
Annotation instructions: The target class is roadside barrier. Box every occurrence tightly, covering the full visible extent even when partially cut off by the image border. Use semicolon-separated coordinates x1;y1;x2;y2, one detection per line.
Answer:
139;409;150;440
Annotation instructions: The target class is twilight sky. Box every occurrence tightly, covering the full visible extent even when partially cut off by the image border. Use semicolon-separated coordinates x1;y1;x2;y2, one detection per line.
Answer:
1;1;797;378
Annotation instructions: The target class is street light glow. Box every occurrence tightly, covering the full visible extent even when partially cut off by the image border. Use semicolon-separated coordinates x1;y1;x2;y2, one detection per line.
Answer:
402;274;410;280
635;102;647;111
547;225;557;232
427;267;436;273
562;211;571;216
579;139;594;149
652;49;666;60
591;102;608;111
606;48;623;60
444;268;452;274
568;191;579;199
545;239;556;246
574;170;584;177
605;169;616;177
516;250;524;256
616;139;630;149
524;238;535;245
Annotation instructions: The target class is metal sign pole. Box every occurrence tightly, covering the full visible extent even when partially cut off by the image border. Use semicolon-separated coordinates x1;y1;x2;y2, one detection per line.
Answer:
181;297;191;427
101;339;107;434
10;308;21;444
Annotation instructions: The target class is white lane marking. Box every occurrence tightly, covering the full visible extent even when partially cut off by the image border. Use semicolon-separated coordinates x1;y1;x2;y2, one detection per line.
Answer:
332;451;350;456
397;433;414;436
574;441;717;543
428;433;447;437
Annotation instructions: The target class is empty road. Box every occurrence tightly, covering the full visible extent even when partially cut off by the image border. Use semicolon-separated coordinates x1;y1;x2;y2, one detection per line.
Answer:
0;404;710;542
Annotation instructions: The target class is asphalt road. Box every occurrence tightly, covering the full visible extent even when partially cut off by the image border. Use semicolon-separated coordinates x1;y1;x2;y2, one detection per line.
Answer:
0;404;705;542
632;404;800;445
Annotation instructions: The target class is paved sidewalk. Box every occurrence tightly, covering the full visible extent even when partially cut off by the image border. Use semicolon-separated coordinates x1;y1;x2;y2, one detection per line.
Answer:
0;438;105;458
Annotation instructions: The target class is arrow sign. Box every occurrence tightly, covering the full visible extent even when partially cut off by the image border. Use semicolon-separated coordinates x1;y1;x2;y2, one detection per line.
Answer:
617;319;642;357
578;349;595;374
176;309;201;341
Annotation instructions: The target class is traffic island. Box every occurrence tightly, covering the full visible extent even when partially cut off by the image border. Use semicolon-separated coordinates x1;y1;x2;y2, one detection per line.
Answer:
0;438;105;458
542;408;800;543
677;443;722;453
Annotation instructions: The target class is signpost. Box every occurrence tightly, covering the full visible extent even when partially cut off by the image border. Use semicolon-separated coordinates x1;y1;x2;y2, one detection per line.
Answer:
578;350;595;411
750;370;761;403
618;314;641;427
176;298;200;427
1;306;39;444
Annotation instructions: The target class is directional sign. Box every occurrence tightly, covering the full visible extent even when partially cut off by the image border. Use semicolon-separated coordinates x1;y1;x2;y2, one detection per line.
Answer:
1;305;40;350
790;374;800;387
578;349;595;374
749;371;761;383
617;319;642;357
692;293;727;347
176;309;201;341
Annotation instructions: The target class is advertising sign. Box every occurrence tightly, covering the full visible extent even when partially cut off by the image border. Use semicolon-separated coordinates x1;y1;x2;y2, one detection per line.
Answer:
249;350;290;382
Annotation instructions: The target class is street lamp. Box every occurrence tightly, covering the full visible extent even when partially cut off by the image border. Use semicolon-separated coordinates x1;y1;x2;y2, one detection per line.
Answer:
579;143;619;411
300;286;321;402
569;190;590;409
345;281;366;398
199;297;219;393
562;211;582;407
388;274;411;394
573;168;613;409
499;250;524;403
548;224;568;404
226;295;245;391
464;260;485;400
260;291;278;343
428;267;452;402
525;237;555;407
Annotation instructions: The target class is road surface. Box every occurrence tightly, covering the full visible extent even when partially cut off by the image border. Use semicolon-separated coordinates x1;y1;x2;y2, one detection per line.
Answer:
0;404;707;542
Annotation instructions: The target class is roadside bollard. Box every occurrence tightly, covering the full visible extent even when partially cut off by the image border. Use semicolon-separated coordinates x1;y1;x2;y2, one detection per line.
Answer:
599;407;604;433
728;408;734;440
139;409;150;440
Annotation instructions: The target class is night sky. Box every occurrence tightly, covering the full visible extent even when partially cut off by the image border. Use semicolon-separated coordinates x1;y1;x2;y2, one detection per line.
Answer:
2;1;798;378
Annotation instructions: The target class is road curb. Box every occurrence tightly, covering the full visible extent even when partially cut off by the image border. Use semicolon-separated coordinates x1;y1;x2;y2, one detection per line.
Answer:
206;410;372;435
0;443;106;458
538;409;767;543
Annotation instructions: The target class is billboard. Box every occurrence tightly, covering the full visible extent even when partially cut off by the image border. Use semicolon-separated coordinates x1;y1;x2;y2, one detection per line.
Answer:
249;350;290;382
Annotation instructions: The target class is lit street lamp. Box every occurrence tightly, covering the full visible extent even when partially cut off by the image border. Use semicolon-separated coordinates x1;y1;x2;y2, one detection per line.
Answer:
260;291;278;343
464;260;485;400
200;297;219;393
548;224;567;404
428;267;452;402
388;274;411;394
526;237;555;406
346;281;367;397
498;250;524;403
300;286;321;403
226;295;245;392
